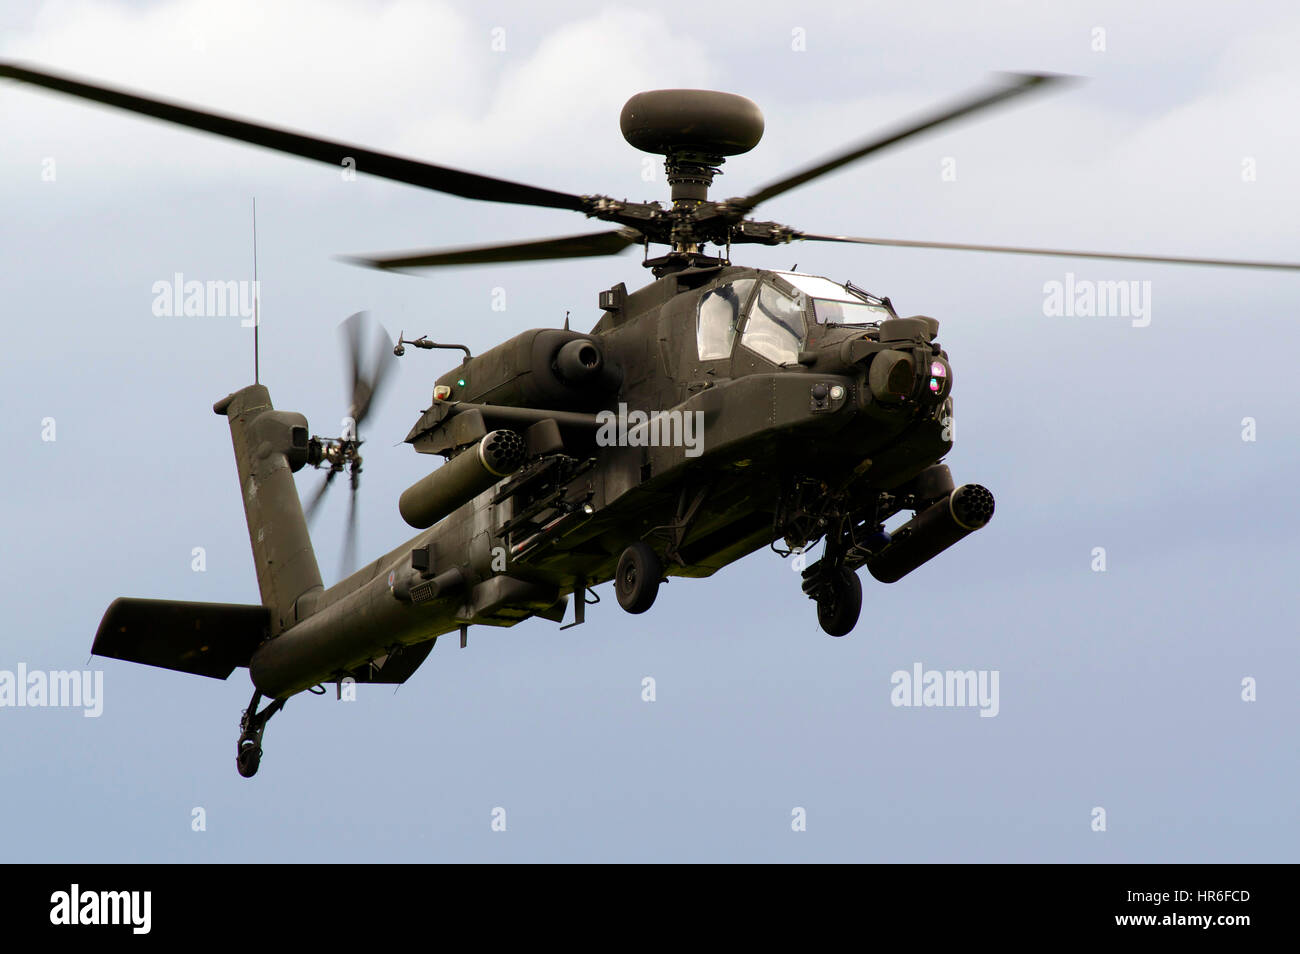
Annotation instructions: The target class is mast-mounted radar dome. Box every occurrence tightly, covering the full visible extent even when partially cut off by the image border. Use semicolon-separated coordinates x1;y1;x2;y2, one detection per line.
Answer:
620;90;764;206
619;89;764;157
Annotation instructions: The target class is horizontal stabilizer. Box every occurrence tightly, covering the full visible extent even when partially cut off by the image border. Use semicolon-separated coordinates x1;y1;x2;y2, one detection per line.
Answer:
93;598;270;679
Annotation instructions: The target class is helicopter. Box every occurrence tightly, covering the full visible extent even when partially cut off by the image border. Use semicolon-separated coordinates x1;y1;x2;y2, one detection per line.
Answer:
4;63;1297;777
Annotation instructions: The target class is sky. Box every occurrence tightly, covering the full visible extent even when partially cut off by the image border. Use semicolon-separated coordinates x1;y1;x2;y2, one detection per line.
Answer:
1;0;1296;862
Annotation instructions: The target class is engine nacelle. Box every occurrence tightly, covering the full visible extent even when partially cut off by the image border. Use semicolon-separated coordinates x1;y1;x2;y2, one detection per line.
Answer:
434;329;622;411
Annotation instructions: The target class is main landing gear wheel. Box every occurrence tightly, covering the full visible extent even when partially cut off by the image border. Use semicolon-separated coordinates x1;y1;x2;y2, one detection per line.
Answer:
816;567;862;638
615;541;662;614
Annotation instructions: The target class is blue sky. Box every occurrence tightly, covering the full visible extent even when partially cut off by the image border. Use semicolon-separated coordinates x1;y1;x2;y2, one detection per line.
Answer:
1;0;1296;861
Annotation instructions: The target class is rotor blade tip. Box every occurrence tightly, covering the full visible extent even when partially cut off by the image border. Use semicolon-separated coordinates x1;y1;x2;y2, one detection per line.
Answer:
336;255;414;275
1001;70;1084;89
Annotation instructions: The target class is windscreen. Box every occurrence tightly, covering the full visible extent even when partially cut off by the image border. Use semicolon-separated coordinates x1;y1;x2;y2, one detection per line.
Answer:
742;282;806;366
775;272;892;326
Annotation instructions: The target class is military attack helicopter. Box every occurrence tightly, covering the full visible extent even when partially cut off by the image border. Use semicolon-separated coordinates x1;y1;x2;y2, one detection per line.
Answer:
5;63;1297;777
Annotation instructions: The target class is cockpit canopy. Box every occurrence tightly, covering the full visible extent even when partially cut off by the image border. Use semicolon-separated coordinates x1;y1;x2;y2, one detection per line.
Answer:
776;272;894;327
695;271;893;366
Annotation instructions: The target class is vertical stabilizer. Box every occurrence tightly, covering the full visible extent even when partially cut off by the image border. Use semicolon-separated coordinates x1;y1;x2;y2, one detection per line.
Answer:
214;384;323;633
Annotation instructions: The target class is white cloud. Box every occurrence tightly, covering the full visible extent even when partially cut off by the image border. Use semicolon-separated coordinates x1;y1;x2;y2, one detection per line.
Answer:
0;1;718;199
401;8;716;175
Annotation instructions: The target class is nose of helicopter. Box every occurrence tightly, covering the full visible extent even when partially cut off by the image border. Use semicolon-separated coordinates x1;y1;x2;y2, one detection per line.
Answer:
806;318;951;409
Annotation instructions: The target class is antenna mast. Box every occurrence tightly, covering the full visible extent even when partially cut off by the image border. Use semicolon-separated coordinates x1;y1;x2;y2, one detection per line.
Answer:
252;198;260;384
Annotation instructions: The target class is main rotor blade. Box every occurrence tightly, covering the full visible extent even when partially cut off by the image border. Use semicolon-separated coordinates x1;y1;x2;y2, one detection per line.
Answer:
796;232;1300;271
0;61;588;212
733;73;1073;214
342;228;643;272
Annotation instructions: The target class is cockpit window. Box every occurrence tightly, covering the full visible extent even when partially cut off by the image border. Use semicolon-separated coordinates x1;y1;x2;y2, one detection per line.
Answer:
696;279;755;360
741;282;807;366
811;299;893;325
776;273;850;300
776;271;891;325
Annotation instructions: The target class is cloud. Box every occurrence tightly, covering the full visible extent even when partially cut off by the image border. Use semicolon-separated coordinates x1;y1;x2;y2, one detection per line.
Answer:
0;1;716;198
401;8;717;177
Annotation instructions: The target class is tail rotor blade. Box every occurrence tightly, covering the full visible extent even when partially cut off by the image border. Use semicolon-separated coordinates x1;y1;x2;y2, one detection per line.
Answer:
361;321;398;428
304;468;337;525
341;311;367;425
341;479;359;579
339;310;396;428
323;312;390;579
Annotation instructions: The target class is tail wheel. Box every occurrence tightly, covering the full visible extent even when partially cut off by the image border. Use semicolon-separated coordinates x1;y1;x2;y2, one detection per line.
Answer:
817;567;862;637
615;542;663;614
236;741;262;778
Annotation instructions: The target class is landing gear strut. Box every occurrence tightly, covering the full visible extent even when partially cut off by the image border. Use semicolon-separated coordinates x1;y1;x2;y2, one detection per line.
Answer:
236;689;285;778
